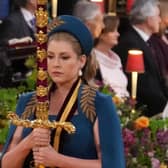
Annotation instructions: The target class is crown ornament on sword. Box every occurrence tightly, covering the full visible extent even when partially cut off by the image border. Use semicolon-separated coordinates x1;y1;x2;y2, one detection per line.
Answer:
7;0;75;168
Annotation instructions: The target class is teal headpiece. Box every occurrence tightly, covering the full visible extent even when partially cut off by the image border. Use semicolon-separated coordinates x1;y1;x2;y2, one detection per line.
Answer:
48;15;93;56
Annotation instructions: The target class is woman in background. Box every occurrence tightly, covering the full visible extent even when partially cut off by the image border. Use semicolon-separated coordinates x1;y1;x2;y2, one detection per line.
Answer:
94;14;129;98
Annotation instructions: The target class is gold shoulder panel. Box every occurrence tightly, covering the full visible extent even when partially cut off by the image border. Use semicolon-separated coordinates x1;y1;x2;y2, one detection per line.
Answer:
21;93;37;119
80;85;97;123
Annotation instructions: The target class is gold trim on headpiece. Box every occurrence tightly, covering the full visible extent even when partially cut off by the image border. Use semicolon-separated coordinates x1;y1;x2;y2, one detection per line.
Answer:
47;18;64;34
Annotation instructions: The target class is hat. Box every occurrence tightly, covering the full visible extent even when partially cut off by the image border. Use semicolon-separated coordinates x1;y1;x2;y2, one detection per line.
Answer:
48;15;93;56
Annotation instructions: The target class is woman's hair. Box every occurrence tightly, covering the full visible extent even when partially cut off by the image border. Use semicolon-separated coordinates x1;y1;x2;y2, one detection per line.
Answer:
102;14;119;33
159;0;168;34
159;0;168;18
73;0;101;22
48;32;97;82
129;0;159;24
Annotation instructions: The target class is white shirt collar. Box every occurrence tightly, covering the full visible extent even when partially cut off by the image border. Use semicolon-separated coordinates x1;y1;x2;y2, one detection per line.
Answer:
133;25;150;42
20;7;35;27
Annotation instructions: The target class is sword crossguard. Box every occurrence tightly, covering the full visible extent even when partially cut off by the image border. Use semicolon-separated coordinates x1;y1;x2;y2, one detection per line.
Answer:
7;113;76;133
7;113;76;168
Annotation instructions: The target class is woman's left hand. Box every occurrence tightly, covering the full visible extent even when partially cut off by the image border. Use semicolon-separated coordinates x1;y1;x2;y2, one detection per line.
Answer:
33;145;58;167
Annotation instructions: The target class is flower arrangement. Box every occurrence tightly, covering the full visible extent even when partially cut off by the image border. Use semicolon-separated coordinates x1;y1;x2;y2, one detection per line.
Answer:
99;83;168;168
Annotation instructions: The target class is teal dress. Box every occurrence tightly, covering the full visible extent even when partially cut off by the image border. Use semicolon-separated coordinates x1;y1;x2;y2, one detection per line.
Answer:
1;84;125;168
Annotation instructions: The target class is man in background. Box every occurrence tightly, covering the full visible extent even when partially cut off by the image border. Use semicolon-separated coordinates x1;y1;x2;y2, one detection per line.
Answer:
73;0;104;40
0;0;37;45
114;0;168;116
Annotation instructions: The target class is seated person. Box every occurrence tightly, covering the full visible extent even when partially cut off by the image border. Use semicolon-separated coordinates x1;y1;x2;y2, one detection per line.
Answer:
0;0;37;85
0;0;37;45
148;0;168;89
94;14;129;98
114;0;168;116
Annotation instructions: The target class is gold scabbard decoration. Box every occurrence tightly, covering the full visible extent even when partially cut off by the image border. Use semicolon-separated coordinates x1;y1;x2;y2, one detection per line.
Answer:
36;7;48;28
37;48;47;62
36;101;49;120
37;68;48;81
37;85;48;97
36;30;47;44
7;1;75;168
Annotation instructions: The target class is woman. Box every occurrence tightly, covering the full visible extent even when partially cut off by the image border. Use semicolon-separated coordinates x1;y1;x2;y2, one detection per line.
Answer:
94;14;129;98
1;15;125;168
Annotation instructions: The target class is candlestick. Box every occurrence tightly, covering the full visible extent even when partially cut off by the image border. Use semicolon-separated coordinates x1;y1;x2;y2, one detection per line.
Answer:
52;0;58;18
126;49;145;112
131;71;138;99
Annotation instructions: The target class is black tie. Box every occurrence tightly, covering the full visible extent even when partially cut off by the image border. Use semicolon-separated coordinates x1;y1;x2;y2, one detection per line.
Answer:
30;18;36;32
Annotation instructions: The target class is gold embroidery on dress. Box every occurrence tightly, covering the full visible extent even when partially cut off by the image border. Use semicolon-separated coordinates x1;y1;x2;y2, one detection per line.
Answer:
21;93;36;119
80;85;97;122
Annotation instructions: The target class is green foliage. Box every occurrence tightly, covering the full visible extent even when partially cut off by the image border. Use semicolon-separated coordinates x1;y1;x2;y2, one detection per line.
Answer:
0;88;18;144
24;56;37;91
0;56;37;144
0;88;18;115
0;125;9;144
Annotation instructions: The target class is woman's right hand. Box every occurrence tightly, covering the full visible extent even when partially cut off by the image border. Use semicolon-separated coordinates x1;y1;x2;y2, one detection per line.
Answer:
26;128;51;149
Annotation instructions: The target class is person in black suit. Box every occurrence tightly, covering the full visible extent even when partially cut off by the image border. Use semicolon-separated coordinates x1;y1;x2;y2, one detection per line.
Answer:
114;0;168;116
0;0;37;86
0;0;37;44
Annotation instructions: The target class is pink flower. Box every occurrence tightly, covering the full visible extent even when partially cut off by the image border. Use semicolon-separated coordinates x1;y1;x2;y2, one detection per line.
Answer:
151;157;160;168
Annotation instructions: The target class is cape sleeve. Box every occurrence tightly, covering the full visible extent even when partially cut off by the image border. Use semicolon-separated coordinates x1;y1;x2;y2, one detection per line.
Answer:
95;92;125;168
0;92;34;158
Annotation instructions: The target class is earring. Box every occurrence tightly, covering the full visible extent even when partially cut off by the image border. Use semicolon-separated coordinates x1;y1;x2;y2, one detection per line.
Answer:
79;69;83;76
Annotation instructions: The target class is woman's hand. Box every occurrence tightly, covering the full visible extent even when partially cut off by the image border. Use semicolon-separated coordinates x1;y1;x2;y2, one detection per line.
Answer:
26;128;51;149
33;145;57;167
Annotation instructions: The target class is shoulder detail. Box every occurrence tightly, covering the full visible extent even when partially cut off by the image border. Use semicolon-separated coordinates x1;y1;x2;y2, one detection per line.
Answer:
80;84;97;122
21;92;36;119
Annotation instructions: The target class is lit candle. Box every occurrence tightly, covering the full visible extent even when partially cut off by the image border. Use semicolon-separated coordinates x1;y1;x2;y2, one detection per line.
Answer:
52;0;58;18
126;50;145;100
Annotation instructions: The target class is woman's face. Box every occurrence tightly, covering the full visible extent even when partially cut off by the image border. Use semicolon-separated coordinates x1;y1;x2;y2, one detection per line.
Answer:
100;28;120;48
47;40;86;86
